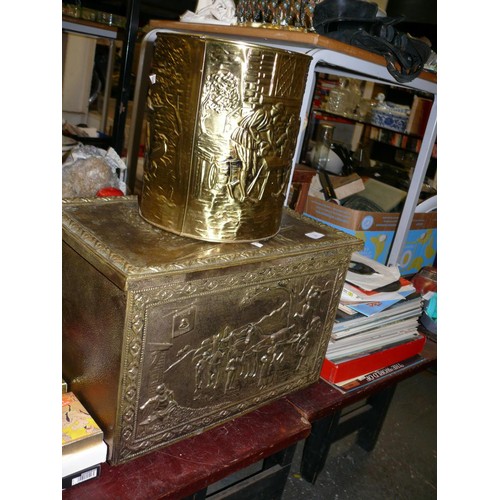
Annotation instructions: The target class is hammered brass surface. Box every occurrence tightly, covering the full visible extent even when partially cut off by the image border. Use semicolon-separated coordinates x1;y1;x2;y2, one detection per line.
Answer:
139;33;311;242
62;197;363;465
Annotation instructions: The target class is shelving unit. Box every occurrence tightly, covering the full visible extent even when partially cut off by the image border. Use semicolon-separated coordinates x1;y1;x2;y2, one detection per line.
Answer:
61;0;198;154
62;16;120;136
126;21;437;271
304;75;436;192
62;2;141;155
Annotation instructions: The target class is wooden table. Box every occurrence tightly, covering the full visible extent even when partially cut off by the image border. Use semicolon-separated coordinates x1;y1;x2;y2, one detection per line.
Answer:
62;398;311;499
286;339;437;483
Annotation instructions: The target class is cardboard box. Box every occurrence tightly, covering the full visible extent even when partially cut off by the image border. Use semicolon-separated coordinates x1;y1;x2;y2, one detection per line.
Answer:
304;195;437;275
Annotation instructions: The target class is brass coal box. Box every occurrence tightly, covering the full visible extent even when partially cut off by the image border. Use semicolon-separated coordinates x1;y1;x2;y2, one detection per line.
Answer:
139;33;311;242
62;196;362;464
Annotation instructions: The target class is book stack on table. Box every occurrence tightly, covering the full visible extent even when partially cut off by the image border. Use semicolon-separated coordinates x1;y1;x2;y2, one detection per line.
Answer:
321;253;426;390
62;388;107;490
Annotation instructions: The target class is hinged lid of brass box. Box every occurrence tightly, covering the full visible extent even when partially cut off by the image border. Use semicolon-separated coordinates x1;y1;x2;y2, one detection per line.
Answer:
62;196;362;464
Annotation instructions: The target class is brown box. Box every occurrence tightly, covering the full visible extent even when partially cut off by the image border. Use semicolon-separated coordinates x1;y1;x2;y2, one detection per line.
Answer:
62;196;362;464
304;195;437;275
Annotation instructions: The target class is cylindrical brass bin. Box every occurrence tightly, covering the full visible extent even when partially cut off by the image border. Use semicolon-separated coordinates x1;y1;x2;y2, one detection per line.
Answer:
139;33;311;242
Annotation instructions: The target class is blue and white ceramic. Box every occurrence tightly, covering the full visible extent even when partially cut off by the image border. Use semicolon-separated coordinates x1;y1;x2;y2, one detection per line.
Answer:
371;100;410;133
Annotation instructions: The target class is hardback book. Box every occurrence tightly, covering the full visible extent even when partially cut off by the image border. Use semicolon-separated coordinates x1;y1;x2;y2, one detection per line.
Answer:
327;322;421;360
333;355;425;393
62;463;101;489
320;334;426;384
62;392;104;456
62;440;108;481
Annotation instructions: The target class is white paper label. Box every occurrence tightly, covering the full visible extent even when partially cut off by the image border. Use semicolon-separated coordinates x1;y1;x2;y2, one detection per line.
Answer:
305;231;325;240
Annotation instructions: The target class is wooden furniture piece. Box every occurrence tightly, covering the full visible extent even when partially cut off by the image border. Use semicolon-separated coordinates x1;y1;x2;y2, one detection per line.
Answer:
62;397;311;499
286;339;437;483
62;339;436;497
289;165;317;214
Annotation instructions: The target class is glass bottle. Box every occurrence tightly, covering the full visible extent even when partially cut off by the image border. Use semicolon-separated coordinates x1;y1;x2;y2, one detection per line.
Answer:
325;78;350;116
348;79;362;117
313;124;335;171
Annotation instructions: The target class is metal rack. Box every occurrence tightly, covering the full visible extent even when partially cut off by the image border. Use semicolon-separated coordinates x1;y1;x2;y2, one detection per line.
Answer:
62;2;141;155
126;22;437;270
62;17;119;136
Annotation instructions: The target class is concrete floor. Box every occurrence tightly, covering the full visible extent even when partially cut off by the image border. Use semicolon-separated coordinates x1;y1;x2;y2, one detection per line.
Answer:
282;368;437;499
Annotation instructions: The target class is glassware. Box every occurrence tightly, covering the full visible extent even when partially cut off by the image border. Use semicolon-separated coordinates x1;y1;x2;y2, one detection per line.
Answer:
357;98;374;120
236;0;317;30
325;78;351;116
348;79;362;117
312;124;335;171
63;2;82;18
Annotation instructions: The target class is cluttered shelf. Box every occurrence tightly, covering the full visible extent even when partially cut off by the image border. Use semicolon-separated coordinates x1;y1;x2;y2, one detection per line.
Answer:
304;72;436;166
62;14;122;39
312;107;432;140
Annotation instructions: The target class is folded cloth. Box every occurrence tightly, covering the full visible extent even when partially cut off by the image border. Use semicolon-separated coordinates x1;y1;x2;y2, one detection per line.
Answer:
180;0;237;25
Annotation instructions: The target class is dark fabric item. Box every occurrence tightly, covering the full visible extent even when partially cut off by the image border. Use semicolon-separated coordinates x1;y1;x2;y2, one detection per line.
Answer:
342;193;385;212
313;0;431;83
313;0;380;25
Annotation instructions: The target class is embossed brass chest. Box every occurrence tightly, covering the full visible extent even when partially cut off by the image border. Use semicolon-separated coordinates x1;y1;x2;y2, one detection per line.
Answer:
62;196;362;465
140;33;311;242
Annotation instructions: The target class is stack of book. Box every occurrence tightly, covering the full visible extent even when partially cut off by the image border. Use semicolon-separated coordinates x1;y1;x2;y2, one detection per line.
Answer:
321;253;426;389
62;386;107;489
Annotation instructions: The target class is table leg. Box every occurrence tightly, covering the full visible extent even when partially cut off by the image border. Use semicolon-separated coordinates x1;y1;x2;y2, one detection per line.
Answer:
357;384;397;451
185;443;299;499
300;410;342;484
300;383;399;483
184;489;208;499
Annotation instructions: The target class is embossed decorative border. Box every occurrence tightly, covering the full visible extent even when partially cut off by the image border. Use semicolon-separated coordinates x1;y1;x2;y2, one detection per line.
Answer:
62;196;362;280
114;250;352;464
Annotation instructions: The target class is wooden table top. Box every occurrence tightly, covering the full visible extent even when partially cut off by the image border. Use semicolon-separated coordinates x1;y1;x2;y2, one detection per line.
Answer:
146;21;437;85
62;397;310;499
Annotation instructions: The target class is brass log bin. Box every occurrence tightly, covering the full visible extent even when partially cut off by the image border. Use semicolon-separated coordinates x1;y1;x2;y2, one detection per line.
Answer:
62;196;362;464
139;33;312;242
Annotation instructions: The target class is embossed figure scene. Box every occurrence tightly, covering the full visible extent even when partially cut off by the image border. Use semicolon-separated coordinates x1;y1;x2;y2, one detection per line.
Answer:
135;274;336;441
140;34;311;242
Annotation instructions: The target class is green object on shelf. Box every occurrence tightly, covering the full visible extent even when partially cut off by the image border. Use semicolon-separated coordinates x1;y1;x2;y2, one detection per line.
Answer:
425;293;437;321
